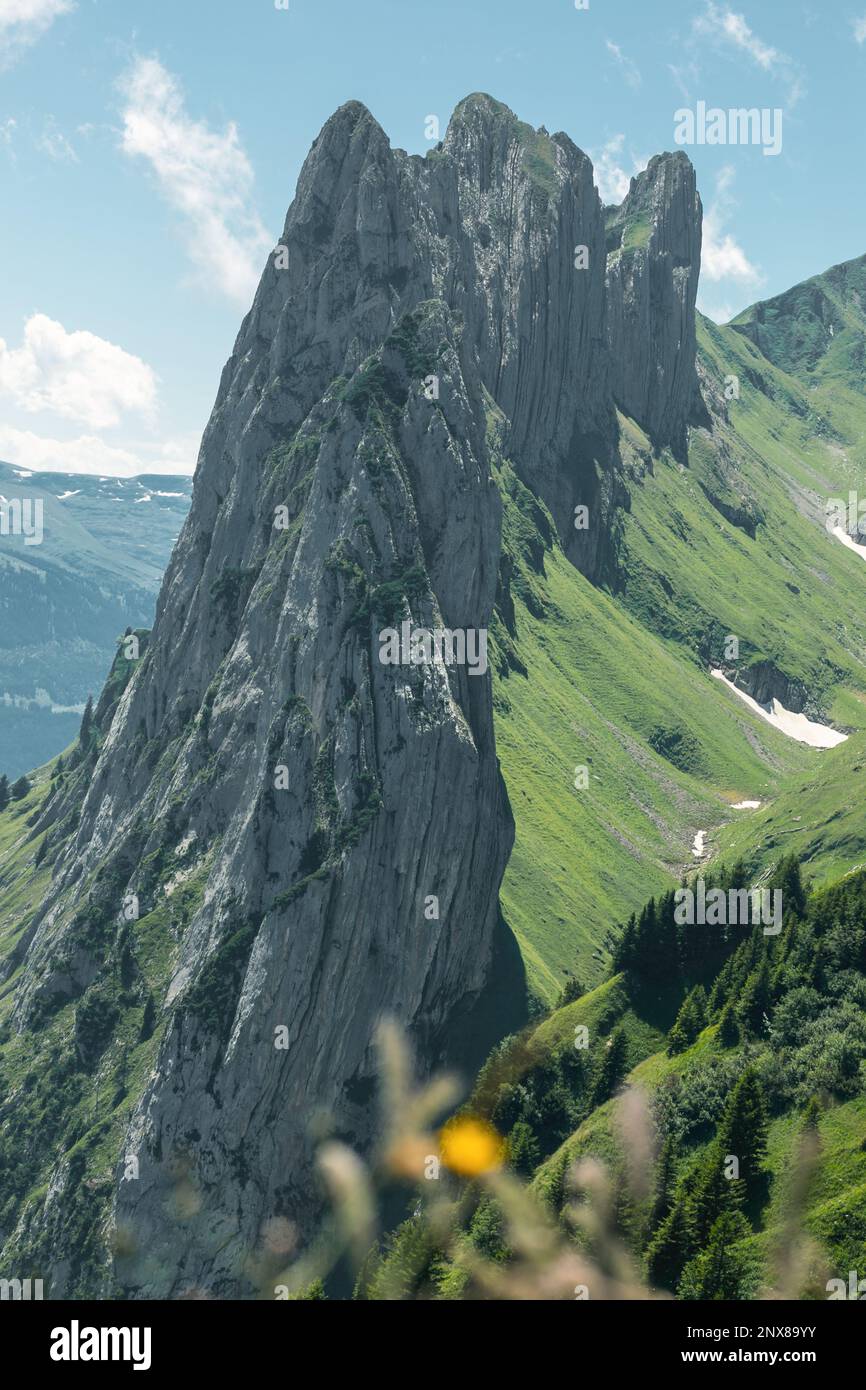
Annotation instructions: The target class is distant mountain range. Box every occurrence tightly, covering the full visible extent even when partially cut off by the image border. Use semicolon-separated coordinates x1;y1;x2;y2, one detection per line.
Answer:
0;462;192;778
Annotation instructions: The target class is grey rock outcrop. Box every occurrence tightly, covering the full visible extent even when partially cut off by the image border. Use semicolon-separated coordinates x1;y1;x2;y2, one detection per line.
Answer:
3;95;704;1297
605;152;703;453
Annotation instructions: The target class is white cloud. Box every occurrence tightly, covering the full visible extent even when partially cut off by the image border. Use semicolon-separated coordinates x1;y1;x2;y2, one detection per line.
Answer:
591;135;648;205
0;0;74;69
692;3;806;105
0;425;198;477
606;40;642;90
36;116;77;162
119;56;272;306
700;166;763;290
699;302;738;325
0;116;15;160
668;61;700;101
0;314;158;430
693;3;804;104
701;229;759;283
695;3;778;68
854;16;866;43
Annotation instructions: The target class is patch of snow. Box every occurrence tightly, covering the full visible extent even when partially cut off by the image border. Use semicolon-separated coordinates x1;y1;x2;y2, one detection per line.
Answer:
57;490;81;501
732;800;762;810
692;830;707;858
134;494;153;503
831;525;866;562
711;669;847;749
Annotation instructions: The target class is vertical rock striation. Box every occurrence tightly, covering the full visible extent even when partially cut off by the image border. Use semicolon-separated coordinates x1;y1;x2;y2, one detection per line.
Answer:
605;152;703;454
3;95;704;1297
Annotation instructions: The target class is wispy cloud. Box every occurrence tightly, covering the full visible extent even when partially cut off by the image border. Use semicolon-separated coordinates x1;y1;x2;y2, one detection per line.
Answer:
591;134;648;205
36;116;77;162
606;40;642;90
0;0;74;70
700;166;763;295
0;314;157;430
668;61;700;102
693;3;805;105
694;3;779;68
118;56;273;307
854;15;866;43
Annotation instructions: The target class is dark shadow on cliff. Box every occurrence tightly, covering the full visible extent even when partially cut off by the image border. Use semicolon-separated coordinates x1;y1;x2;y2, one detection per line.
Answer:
438;905;528;1085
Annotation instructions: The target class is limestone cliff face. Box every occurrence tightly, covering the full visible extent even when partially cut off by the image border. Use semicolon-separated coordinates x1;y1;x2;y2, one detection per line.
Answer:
605;152;703;454
4;96;703;1297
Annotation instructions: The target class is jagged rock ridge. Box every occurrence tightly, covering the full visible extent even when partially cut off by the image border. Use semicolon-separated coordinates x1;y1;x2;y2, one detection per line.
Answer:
3;94;703;1296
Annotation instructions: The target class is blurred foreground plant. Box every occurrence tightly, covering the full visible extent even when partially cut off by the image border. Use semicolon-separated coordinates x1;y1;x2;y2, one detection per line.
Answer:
271;1020;659;1300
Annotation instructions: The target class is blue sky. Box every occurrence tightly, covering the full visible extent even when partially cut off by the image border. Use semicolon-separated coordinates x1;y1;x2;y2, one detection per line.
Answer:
1;0;865;476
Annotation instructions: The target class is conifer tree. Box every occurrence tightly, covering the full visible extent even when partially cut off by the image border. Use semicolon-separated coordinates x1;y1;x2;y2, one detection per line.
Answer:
613;913;638;973
738;958;772;1035
707;956;733;1015
667;985;708;1055
718;1001;740;1048
650;1131;680;1232
507;1120;540;1176
646;1197;695;1292
589;1025;629;1107
717;1066;769;1204
771;854;806;919
678;1210;754;1300
10;775;30;801
691;1141;740;1243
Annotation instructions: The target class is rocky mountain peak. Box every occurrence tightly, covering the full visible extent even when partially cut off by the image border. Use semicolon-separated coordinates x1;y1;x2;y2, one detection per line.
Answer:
4;94;706;1297
605;149;703;452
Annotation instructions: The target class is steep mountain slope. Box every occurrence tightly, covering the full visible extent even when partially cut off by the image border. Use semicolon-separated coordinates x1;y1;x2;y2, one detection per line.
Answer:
0;462;191;777
491;442;818;1001
730;252;866;394
2;93;633;1297
1;93;865;1301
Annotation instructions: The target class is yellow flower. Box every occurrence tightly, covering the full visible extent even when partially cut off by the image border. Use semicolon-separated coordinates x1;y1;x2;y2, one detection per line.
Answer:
439;1116;505;1177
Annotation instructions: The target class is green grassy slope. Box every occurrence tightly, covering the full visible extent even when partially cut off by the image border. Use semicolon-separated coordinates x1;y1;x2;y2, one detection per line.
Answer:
621;318;866;704
694;311;866;888
491;290;866;1002
491;530;815;1002
730;252;866;395
0;764;55;977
